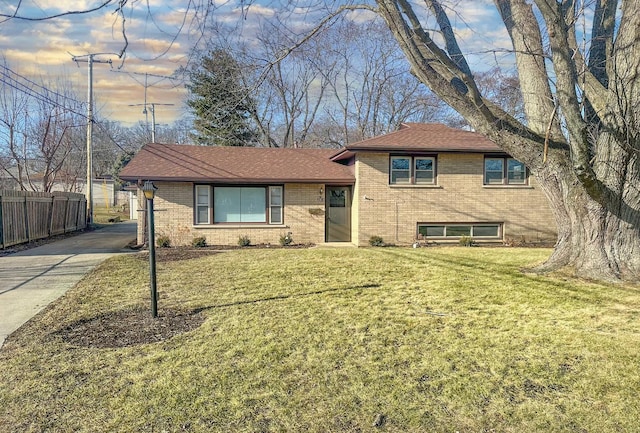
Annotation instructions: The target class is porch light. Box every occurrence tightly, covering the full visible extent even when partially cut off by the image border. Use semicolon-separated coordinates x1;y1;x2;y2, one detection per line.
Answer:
142;181;158;200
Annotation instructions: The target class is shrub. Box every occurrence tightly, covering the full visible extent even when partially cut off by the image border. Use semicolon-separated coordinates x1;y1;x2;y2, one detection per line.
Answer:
459;236;475;247
369;235;385;247
279;232;293;246
192;236;207;248
156;235;171;248
237;235;251;247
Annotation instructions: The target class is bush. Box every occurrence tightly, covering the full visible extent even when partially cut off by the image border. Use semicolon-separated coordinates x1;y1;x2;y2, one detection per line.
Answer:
192;236;207;248
156;235;171;248
369;235;385;247
237;235;251;247
459;236;475;247
279;232;293;246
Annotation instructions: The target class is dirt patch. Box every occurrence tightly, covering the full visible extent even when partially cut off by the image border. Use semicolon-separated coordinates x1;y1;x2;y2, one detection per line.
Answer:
54;307;205;348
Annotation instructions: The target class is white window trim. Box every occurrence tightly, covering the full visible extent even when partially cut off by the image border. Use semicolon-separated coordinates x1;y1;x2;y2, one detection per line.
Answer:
269;186;283;225
193;185;284;225
195;185;211;225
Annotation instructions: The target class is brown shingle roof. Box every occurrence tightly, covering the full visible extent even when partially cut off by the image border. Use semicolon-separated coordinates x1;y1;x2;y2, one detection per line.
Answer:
340;123;501;153
119;143;355;184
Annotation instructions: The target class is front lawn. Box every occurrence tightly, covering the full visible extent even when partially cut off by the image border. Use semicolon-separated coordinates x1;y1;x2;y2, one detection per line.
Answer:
1;247;639;432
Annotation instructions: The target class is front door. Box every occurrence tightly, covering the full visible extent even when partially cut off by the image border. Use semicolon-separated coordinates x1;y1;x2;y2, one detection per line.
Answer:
325;186;351;242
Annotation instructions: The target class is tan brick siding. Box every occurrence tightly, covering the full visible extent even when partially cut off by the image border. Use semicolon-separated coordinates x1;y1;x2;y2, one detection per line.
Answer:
135;152;556;247
136;182;326;246
353;153;557;246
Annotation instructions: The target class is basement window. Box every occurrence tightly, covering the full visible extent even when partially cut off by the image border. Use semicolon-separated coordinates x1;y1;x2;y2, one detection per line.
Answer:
417;223;502;240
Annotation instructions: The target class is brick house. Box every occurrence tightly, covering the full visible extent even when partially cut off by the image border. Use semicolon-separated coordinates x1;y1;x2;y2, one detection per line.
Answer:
119;123;556;246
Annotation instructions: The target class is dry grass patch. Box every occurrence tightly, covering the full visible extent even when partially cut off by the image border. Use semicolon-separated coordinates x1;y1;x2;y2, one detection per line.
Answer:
1;247;639;432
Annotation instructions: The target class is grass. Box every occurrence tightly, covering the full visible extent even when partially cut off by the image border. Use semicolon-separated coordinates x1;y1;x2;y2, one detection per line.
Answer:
93;206;130;224
1;247;639;432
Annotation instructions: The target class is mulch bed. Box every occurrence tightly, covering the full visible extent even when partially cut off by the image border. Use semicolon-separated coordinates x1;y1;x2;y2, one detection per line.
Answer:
136;244;314;262
53;307;206;349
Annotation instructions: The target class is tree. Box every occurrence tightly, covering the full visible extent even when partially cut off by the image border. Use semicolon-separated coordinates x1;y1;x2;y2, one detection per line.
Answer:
203;15;453;148
372;0;639;282
186;49;259;146
6;1;639;281
0;61;85;192
318;19;451;145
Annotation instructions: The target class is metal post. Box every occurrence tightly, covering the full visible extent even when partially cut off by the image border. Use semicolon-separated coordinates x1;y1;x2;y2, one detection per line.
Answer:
86;55;94;225
147;194;158;318
150;103;156;143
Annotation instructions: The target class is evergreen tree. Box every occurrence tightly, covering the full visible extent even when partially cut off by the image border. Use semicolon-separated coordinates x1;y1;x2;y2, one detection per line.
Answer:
186;49;258;146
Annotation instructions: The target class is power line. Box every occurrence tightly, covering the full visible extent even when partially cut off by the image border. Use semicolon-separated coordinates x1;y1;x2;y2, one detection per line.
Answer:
0;64;87;117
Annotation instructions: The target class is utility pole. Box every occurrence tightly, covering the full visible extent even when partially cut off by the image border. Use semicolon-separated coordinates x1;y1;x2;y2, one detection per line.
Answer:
128;102;174;143
72;53;112;225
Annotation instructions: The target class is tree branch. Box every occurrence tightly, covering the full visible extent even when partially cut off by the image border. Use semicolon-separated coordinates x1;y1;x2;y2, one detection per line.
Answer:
535;0;609;204
0;0;119;22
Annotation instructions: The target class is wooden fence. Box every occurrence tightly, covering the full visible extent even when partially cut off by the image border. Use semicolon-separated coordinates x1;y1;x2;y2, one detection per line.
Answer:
0;190;87;249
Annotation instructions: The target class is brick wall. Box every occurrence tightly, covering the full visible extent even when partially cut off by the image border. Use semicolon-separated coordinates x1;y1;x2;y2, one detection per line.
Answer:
136;182;327;246
353;153;557;246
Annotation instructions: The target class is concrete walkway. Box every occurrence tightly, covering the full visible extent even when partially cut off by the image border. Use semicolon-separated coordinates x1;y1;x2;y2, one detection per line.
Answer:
0;221;137;348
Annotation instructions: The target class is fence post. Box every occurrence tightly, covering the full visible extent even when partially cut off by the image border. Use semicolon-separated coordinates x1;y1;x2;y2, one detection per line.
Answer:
23;194;30;242
47;194;55;237
0;193;4;249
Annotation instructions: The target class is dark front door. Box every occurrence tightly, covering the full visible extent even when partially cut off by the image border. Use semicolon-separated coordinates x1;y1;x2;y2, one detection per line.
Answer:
325;186;351;242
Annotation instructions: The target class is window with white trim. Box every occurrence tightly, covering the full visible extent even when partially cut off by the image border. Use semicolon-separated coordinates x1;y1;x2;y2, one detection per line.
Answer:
195;185;211;224
484;157;527;185
194;185;283;225
269;186;283;224
390;156;436;185
417;223;502;239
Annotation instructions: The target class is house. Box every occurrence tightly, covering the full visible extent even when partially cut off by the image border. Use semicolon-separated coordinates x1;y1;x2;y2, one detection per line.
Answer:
119;123;557;247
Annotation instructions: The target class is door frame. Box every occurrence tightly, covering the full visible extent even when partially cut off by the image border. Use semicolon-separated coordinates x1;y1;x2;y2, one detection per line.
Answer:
325;185;352;242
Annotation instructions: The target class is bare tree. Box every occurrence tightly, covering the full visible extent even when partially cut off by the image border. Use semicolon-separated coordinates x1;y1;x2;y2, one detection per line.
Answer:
7;1;639;281
1;62;85;192
0;60;31;190
319;18;450;145
371;0;640;282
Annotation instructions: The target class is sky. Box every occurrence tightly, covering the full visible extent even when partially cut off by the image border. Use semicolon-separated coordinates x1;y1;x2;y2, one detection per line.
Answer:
0;1;513;128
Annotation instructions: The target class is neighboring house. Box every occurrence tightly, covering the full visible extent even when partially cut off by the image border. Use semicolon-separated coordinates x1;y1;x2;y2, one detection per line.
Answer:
119;123;557;247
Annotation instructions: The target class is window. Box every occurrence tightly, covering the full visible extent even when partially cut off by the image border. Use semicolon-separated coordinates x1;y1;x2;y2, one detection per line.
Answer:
418;223;502;239
390;156;436;185
269;186;283;224
194;185;283;225
484;157;527;185
195;185;210;224
390;157;411;184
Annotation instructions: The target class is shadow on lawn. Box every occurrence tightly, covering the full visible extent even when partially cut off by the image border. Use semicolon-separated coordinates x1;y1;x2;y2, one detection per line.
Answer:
192;283;382;312
49;283;381;349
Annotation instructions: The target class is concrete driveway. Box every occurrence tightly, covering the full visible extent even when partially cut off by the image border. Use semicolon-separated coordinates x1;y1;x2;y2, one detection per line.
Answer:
0;221;137;348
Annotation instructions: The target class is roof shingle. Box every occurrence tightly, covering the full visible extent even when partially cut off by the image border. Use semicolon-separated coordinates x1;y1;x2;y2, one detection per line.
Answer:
119;143;355;184
342;123;501;153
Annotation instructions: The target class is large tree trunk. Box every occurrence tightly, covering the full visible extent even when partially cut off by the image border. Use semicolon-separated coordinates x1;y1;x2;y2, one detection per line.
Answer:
375;0;640;282
535;162;640;282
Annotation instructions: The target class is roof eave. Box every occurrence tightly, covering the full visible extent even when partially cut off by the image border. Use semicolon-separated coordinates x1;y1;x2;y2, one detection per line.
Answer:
344;146;504;153
120;175;355;184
